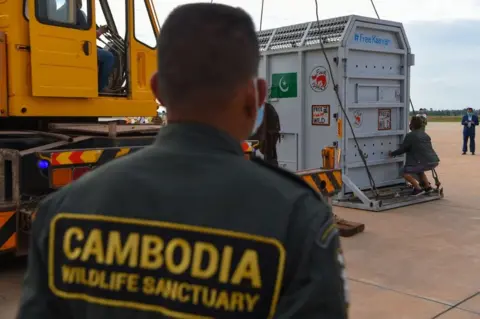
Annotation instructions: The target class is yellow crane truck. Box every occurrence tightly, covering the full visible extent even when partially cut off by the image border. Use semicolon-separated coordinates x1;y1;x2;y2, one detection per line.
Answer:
0;0;362;260
0;0;161;257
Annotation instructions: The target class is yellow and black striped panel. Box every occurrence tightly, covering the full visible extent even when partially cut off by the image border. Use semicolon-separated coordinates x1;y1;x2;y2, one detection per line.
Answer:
0;211;16;253
39;147;144;167
242;153;342;196
94;147;143;166
297;168;342;196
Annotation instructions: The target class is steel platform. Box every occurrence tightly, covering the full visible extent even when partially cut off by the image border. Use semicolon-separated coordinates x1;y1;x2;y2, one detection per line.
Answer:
333;178;443;212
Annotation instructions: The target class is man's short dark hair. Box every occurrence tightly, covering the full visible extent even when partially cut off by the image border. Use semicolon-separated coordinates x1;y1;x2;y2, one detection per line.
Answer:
157;3;259;108
410;116;423;130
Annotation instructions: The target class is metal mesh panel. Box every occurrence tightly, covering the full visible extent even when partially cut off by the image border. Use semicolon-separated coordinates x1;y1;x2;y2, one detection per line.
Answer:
304;16;350;47
257;29;275;51
258;15;351;52
264;22;311;51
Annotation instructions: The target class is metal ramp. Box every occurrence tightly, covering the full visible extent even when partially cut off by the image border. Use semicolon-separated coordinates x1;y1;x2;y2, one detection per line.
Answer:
334;175;443;211
257;15;443;212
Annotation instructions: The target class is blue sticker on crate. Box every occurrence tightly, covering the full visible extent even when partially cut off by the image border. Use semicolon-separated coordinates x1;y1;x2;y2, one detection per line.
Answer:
353;33;391;46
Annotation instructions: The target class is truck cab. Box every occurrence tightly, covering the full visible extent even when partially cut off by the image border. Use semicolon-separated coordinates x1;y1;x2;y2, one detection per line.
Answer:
0;0;159;118
0;0;161;258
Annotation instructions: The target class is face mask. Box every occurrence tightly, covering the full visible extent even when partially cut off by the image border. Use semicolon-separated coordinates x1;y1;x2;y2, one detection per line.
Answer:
251;79;265;135
468;111;473;116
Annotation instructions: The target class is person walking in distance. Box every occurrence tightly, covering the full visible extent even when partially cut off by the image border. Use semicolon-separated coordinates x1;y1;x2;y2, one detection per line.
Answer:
16;4;348;319
461;107;479;155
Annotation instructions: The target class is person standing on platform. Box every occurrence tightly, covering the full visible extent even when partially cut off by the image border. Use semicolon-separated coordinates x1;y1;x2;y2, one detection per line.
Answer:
461;107;478;155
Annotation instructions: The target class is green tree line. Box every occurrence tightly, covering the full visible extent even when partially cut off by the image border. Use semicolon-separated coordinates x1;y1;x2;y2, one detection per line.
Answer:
409;109;468;116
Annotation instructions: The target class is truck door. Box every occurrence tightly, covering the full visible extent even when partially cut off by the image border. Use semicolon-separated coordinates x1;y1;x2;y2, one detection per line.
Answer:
28;0;98;98
128;0;158;101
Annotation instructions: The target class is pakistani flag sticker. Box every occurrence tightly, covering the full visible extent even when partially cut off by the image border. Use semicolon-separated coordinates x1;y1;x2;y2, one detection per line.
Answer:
270;72;297;99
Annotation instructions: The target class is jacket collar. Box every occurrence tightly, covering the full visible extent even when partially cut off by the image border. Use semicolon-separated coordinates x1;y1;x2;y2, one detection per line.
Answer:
154;122;244;156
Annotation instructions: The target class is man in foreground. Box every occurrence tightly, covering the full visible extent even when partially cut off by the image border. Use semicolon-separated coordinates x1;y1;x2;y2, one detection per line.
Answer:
389;116;440;195
17;3;347;319
461;107;478;155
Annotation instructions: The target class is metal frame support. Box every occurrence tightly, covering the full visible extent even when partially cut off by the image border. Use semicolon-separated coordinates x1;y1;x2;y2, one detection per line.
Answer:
333;174;443;212
333;192;442;212
339;174;377;209
0;149;21;207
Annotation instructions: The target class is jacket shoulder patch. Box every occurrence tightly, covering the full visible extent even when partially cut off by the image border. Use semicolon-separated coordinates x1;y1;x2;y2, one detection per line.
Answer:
251;157;322;200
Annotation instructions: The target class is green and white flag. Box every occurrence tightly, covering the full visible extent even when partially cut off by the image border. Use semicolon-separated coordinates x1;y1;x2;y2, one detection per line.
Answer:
270;72;297;99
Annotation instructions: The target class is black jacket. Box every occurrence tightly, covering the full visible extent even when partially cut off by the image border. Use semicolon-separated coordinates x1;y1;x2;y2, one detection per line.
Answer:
17;123;347;319
391;129;440;166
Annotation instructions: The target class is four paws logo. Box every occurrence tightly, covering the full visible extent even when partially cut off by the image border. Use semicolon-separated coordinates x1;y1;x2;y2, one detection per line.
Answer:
309;66;329;92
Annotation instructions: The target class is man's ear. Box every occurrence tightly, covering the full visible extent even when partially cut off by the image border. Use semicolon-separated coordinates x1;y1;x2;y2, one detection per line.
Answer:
245;78;267;119
150;72;163;103
257;78;267;106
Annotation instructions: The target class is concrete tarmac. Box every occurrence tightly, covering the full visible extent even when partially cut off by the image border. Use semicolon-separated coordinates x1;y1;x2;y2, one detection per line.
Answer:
340;122;480;318
1;122;479;318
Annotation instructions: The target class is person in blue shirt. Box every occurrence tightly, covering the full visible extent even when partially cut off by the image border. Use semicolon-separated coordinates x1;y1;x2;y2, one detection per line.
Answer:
461;107;479;155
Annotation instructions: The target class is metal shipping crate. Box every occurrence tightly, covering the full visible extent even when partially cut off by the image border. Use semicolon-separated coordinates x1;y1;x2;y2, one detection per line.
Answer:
256;15;442;211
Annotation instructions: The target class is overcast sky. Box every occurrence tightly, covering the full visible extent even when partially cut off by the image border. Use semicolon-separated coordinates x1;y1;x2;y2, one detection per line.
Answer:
135;0;480;110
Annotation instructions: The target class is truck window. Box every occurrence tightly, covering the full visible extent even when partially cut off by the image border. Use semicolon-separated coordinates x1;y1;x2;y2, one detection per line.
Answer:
24;0;29;19
28;0;92;30
134;0;156;48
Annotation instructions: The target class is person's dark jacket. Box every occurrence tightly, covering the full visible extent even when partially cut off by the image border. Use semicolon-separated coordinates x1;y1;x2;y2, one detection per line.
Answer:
391;129;440;166
16;123;348;319
461;114;479;135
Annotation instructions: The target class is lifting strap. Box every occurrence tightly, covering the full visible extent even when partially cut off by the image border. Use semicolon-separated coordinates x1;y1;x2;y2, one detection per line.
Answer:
431;168;441;188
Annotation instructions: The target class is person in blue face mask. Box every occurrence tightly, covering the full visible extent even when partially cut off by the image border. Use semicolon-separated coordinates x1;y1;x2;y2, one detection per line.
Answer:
17;4;348;319
461;107;479;155
249;102;282;166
